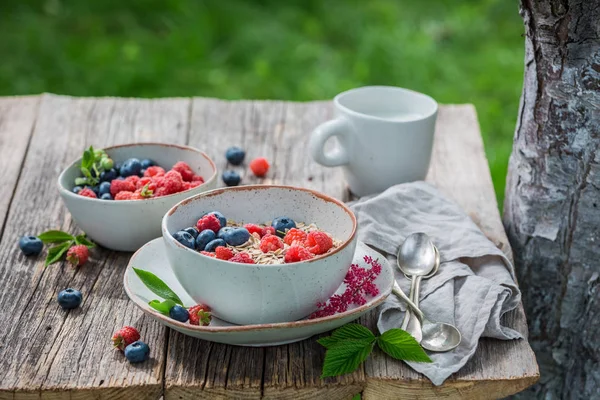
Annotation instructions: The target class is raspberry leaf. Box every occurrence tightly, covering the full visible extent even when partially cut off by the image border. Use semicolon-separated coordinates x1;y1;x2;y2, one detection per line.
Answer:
74;234;96;248
45;242;72;266
321;338;376;378
377;329;432;363
149;299;177;315
133;267;183;305
318;324;375;349
38;230;75;244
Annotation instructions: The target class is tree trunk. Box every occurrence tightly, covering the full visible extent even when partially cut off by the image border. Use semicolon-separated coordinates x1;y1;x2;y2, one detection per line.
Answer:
503;0;600;399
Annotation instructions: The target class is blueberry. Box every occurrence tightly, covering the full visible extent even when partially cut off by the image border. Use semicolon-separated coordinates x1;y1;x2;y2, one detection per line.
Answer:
183;227;199;239
119;158;142;177
272;217;296;237
100;168;117;182
72;186;83;194
222;170;241;186
85;185;99;196
217;227;233;239
57;288;82;309
124;341;150;363
169;305;189;322
98;181;111;196
195;229;216;250
204;238;226;252
225;146;246;165
19;235;43;256
173;231;195;249
220;227;250;246
100;193;113;200
114;163;122;174
141;159;154;169
202;211;226;228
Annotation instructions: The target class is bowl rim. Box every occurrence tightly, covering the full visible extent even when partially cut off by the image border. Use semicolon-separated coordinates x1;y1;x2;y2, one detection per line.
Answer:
162;184;358;267
56;142;218;204
123;239;393;333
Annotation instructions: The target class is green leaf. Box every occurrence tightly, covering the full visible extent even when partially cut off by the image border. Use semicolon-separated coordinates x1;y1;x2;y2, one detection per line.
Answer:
45;242;72;266
352;394;361;400
75;234;95;248
321;338;375;378
38;230;75;244
376;329;432;363
317;336;341;349
82;148;93;170
149;299;176;315
318;324;376;349
133;268;183;305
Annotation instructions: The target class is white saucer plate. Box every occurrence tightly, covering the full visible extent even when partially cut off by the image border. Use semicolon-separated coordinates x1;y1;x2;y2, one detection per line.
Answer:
124;238;393;346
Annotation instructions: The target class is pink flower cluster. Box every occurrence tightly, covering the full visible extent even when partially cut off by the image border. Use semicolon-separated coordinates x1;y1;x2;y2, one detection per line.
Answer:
310;255;382;319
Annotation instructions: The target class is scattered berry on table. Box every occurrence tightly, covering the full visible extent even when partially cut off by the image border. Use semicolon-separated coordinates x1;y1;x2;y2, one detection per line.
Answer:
98;181;111;196
222;170;241;186
100;193;113;200
19;235;43;256
196;214;221;233
272;217;296;237
57;288;82;309
204;211;226;227
215;246;234;260
110;179;136;197
124;341;150;363
188;304;212;326
172;161;195;182
305;231;333;255
195;229;216;250
78;188;97;198
119;158;142;177
204;238;227;252
72;186;83;194
260;235;284;253
261;226;276;237
230;252;255;264
283;228;308;246
66;244;89;267
244;223;263;237
173;231;195;249
140;159;154;169
220;227;250;246
183;227;199;239
112;326;141;351
225;146;246;165
169;305;189;322
144;166;166;178
249;157;270;177
284;245;315;263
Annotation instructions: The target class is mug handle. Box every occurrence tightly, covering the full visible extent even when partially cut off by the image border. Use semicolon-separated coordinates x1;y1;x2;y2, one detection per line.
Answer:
309;118;351;167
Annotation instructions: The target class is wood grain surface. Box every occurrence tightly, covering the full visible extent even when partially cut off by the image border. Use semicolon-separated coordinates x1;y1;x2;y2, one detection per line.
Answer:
0;94;538;399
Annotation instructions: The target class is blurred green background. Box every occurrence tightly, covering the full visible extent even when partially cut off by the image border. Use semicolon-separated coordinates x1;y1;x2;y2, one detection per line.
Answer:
0;0;524;205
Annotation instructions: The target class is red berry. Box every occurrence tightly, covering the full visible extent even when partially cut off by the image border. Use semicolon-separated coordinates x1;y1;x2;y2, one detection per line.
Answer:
188;304;212;326
112;326;140;351
200;251;216;258
182;181;191;190
244;224;263;237
158;170;184;195
283;228;307;246
189;181;202;188
144;166;166;178
305;231;333;255
172;161;195;182
125;175;140;186
230;252;255;264
110;179;136;197
136;177;152;190
115;191;134;200
78;188;97;198
130;190;144;200
215;246;234;260
66;244;89;267
284;245;314;263
261;226;276;237
249;157;270;177
259;235;284;253
196;214;221;233
192;175;204;183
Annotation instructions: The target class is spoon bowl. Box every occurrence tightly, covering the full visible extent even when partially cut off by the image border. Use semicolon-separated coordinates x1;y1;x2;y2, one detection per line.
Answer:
397;233;437;276
421;321;462;352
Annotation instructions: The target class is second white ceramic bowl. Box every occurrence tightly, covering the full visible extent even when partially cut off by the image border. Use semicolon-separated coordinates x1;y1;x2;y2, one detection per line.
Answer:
162;185;358;325
58;143;217;252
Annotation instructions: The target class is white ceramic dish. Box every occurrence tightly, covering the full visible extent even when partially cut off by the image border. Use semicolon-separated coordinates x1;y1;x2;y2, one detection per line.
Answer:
162;185;358;325
58;143;218;252
124;238;393;346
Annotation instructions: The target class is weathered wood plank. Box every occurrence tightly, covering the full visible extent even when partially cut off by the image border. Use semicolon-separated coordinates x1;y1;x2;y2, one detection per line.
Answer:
0;94;190;399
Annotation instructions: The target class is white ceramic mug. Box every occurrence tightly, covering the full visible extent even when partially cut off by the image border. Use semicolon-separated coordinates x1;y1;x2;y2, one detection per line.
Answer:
309;86;438;197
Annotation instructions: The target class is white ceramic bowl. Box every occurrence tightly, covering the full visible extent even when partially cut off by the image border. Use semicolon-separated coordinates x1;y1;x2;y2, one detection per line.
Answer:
58;143;217;252
162;185;358;325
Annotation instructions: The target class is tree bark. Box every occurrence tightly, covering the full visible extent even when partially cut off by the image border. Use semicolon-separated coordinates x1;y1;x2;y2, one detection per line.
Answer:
504;0;600;399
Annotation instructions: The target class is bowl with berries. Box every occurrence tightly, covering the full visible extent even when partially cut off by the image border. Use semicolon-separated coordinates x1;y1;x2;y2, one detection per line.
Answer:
162;185;358;325
58;143;217;251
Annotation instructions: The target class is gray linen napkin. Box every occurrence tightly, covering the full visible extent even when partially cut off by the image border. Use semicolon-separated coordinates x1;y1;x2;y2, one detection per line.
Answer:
348;181;522;386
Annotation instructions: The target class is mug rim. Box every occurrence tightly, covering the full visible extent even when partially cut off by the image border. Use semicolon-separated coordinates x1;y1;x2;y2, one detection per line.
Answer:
333;85;438;122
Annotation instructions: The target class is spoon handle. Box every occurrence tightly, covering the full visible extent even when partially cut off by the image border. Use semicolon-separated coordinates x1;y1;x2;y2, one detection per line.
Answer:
400;277;417;330
392;281;424;320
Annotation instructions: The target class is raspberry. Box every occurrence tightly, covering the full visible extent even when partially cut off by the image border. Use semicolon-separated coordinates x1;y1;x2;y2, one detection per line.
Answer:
158;170;184;195
144;166;166;178
188;304;212;326
215;246;234;260
244;224;263;237
112;326;141;351
196;214;221;233
110;179;136;197
182;181;191;190
172;161;195;182
261;226;276;237
136;177;152;190
189;181;202;188
305;231;333;255
115;191;134;200
192;175;204;183
230;252;255;264
249;157;270;177
284;245;314;263
125;175;140;186
66;245;89;267
283;228;307;246
78;188;97;198
260;235;284;253
200;251;216;258
130;190;144;200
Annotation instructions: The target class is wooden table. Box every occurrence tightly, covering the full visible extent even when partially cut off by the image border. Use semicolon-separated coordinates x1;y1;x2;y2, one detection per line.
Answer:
0;94;539;399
